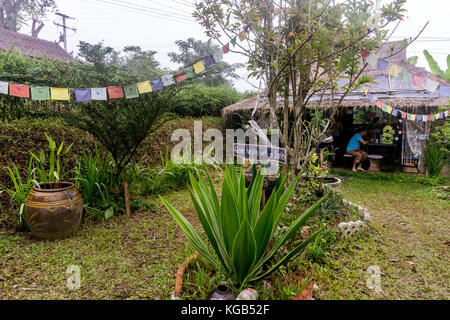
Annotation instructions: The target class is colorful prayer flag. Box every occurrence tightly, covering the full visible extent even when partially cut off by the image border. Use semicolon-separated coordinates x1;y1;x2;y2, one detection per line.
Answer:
382;104;388;112
230;37;237;47
9;83;30;98
193;61;206;74
389;64;402;77
439;84;450;97
407;113;412;120
204;55;215;68
412;73;424;88
151;78;164;91
435;113;441;120
183;66;194;79
424;79;439;93
386;105;393;114
74;89;91;102
417;115;422;121
422;115;427;122
222;43;230;54
361;48;370;58
124;84;139;99
392;109;398;117
31;86;50;101
398;69;413;83
367;53;378;66
161;74;175;86
427;115;431;121
137;81;152;94
377;58;389;71
411;114;416;121
176;75;187;83
244;25;250;32
0;81;8;94
402;111;407;119
91;88;107;100
107;86;124;99
376;100;383;109
431;114;436;121
238;30;247;41
51;88;70;101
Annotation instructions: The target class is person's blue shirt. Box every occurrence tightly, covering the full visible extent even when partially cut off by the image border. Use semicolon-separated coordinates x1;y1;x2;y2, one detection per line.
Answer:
347;133;363;152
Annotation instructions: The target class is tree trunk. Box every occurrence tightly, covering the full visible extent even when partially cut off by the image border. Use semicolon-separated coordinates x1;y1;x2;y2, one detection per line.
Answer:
124;180;130;217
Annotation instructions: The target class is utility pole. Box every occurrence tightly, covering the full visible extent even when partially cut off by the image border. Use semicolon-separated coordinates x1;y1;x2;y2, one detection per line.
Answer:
54;12;76;52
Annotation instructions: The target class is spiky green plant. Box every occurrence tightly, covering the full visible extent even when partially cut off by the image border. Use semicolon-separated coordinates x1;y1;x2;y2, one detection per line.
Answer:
424;141;445;178
0;156;38;228
160;165;328;287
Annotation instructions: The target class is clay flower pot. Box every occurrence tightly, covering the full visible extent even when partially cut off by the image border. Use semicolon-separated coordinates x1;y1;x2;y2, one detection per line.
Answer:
25;182;83;240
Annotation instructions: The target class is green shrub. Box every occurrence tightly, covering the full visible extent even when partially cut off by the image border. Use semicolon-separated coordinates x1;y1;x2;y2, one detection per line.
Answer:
160;165;328;287
424;141;446;178
173;84;241;117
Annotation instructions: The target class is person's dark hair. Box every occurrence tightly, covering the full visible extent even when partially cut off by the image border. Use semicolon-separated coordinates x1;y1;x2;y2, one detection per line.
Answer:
359;127;369;133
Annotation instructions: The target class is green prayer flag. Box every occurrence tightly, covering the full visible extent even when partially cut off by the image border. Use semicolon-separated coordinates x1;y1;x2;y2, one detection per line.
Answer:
124;84;139;99
31;86;50;101
399;69;413;83
183;66;194;79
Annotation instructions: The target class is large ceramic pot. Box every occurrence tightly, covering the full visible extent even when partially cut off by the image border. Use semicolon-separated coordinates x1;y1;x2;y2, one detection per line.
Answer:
320;175;342;190
25;182;83;240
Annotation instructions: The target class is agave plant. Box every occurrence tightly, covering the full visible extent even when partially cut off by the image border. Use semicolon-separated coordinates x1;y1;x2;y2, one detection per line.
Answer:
160;165;328;286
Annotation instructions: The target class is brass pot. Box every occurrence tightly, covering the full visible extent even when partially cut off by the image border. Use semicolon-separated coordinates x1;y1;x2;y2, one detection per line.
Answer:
25;182;83;240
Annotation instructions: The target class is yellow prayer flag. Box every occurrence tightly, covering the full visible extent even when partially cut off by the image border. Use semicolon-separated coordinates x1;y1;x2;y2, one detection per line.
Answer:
51;88;70;101
435;113;441;119
389;64;402;77
137;81;152;94
386;105;393;113
193;61;206;74
411;114;416;121
238;30;247;41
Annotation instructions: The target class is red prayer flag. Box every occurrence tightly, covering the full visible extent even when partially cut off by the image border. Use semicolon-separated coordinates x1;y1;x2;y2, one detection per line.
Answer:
176;75;187;83
376;100;383;109
427;114;431;121
361;48;370;58
412;73;424;88
9;83;30;98
107;86;124;99
173;70;183;76
222;43;230;54
401;112;407;119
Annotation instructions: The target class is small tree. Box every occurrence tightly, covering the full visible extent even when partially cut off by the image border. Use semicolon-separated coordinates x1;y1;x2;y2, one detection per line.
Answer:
195;0;409;178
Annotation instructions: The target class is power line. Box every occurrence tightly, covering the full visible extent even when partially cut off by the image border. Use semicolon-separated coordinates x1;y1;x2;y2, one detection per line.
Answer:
101;0;193;20
79;0;193;24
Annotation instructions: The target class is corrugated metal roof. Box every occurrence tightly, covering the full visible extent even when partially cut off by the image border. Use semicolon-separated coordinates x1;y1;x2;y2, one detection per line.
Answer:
0;27;73;62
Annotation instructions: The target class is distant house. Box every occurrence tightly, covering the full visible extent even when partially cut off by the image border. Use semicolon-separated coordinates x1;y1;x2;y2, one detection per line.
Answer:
0;27;73;62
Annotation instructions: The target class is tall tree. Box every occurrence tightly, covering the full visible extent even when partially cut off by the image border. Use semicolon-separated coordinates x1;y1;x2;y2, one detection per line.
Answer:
122;46;166;81
0;0;56;31
168;37;243;86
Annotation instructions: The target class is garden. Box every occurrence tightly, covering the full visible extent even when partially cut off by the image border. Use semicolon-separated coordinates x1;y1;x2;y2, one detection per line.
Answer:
0;0;449;302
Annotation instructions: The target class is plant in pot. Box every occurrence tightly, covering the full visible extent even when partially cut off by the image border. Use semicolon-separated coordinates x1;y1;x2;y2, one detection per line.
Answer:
25;134;83;240
160;165;328;290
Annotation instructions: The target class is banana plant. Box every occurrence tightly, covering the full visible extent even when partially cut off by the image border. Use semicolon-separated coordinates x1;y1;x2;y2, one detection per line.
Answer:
423;50;450;82
160;165;328;286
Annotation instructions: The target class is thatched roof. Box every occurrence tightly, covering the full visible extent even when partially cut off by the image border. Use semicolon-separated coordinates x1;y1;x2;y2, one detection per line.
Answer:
223;42;450;116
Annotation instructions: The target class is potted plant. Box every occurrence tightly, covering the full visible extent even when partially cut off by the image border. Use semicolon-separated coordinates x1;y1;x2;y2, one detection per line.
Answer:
25;134;83;240
381;125;395;144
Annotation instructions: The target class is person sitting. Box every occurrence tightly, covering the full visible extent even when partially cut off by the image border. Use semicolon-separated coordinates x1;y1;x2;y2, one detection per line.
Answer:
346;128;374;172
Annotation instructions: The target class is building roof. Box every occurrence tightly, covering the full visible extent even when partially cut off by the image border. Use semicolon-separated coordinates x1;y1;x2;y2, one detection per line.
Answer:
0;27;73;62
223;42;450;116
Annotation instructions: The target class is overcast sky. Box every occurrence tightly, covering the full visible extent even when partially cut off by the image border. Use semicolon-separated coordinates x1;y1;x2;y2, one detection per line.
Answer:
20;0;450;92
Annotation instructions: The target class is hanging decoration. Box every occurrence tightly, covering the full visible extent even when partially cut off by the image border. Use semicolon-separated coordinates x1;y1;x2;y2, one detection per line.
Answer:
0;55;217;102
376;99;449;122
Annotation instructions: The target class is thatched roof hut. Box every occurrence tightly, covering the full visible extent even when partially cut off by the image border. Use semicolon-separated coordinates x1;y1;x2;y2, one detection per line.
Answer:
223;42;450;125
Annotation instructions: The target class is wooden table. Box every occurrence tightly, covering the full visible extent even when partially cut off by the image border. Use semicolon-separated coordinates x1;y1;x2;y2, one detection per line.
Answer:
363;143;398;172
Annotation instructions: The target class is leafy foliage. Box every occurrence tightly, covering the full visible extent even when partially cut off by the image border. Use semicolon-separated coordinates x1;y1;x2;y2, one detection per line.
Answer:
173;84;242;117
423;50;450;82
161;165;328;286
424;141;446;178
0;0;56;31
30;133;73;186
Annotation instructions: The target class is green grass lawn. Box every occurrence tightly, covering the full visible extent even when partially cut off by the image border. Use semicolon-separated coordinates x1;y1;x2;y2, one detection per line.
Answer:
0;171;448;300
